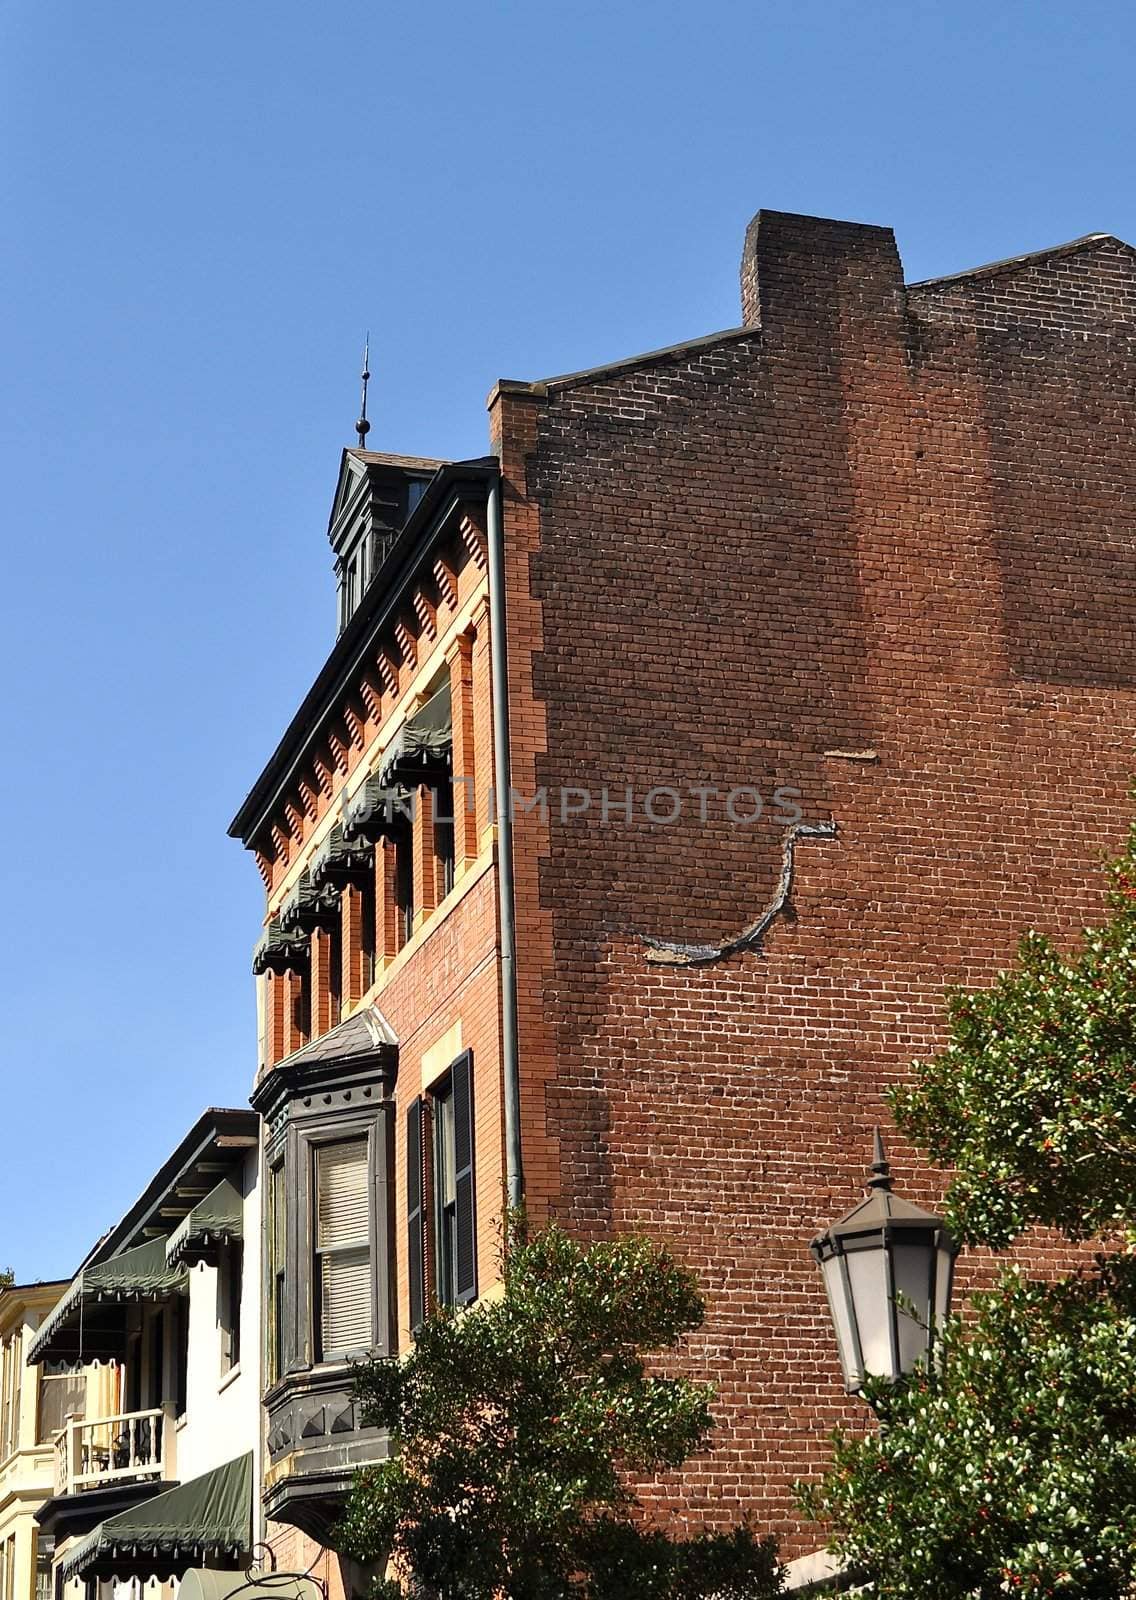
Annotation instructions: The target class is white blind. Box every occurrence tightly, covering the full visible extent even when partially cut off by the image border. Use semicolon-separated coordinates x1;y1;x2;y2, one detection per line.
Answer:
321;1249;372;1355
316;1140;370;1250
316;1140;372;1355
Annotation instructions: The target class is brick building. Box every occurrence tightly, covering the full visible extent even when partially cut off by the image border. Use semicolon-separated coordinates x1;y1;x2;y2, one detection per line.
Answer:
229;208;1136;1577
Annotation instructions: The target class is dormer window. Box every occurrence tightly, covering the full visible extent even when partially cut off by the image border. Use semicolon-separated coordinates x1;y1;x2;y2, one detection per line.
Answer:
329;454;443;634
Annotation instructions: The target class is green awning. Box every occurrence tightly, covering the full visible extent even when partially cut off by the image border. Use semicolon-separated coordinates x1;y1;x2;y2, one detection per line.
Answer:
27;1239;186;1366
279;871;341;935
309;822;374;889
166;1179;243;1268
59;1452;252;1582
251;917;309;977
342;774;413;842
377;681;452;787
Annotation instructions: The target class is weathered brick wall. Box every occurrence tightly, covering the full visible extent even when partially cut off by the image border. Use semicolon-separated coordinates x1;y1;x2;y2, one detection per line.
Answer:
496;210;1136;1553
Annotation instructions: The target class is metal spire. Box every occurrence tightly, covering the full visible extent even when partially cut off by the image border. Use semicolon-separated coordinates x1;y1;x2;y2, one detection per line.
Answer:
354;333;371;448
868;1126;892;1190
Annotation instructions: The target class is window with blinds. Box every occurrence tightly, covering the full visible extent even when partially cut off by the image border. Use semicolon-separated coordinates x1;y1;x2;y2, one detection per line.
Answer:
315;1138;373;1358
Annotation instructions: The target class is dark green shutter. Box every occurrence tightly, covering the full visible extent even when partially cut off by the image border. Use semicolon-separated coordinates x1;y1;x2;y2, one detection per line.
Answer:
452;1050;477;1305
406;1098;426;1333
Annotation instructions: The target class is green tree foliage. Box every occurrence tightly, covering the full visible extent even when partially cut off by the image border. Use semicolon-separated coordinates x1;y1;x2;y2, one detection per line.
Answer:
803;821;1136;1597
338;1222;782;1599
800;1260;1136;1596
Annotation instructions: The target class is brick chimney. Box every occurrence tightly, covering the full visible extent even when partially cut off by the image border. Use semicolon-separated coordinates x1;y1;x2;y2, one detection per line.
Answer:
739;209;905;341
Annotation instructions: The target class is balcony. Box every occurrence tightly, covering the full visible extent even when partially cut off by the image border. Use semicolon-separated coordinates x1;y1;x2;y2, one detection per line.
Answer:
53;1407;177;1497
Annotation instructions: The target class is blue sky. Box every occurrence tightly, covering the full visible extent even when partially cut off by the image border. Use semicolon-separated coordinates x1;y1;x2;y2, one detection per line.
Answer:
2;0;1133;1280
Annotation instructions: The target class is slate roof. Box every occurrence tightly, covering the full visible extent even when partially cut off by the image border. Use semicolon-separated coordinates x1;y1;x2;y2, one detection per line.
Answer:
273;1003;399;1069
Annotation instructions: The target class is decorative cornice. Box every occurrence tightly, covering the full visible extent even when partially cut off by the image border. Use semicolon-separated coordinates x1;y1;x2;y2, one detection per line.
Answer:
283;800;305;841
359;673;383;724
375;649;399;696
343;702;366;750
459;514;488;571
412;587;437;640
229;460;497;847
394;617;418;671
312;753;335;797
432;553;457;610
327;729;350;774
297;777;320;821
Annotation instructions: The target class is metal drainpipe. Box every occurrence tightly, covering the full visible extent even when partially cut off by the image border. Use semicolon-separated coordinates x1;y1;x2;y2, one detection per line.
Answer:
486;469;524;1210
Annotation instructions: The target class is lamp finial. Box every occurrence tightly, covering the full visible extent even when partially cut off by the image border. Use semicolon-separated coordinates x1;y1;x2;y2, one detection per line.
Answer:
868;1127;892;1191
355;333;371;448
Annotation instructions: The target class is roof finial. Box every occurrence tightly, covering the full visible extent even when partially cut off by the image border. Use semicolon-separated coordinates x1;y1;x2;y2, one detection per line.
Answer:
355;333;371;448
868;1126;892;1191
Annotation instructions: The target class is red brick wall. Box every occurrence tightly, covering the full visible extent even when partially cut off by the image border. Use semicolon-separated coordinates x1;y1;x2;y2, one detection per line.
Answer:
496;211;1136;1553
380;868;503;1345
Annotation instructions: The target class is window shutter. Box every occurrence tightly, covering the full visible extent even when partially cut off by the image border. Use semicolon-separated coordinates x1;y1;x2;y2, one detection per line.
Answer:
406;1099;426;1333
452;1050;477;1305
316;1139;372;1356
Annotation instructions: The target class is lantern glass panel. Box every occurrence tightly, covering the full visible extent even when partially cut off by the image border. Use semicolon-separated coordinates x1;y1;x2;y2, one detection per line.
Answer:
846;1241;893;1380
819;1252;859;1390
891;1236;934;1373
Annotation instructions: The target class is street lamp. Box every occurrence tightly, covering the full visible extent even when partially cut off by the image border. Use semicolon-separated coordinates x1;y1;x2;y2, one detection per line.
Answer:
810;1130;958;1396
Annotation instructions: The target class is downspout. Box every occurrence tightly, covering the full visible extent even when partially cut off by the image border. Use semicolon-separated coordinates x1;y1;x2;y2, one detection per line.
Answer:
486;469;524;1210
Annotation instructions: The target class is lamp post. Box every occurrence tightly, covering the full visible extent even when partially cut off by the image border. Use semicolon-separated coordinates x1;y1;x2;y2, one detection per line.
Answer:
810;1130;958;1396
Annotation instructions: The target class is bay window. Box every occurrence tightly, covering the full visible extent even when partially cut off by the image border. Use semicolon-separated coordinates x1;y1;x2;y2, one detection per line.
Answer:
253;1008;398;1540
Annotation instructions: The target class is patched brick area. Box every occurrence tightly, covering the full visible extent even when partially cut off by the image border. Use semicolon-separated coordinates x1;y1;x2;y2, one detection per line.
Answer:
497;211;1136;1553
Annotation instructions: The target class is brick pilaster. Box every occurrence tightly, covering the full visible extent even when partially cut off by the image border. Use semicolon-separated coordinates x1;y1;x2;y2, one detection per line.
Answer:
340;883;367;1009
375;838;400;962
266;971;285;1066
282;967;306;1056
469;594;494;848
412;783;437;931
310;926;335;1038
446;630;479;873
